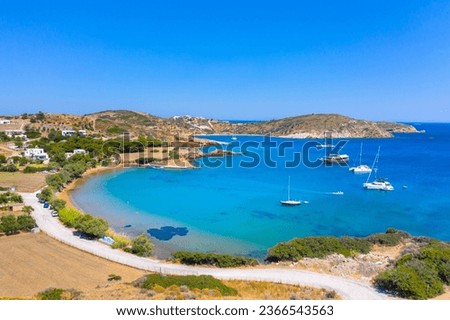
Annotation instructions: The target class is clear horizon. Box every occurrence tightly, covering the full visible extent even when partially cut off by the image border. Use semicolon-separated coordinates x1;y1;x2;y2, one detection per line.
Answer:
1;1;449;122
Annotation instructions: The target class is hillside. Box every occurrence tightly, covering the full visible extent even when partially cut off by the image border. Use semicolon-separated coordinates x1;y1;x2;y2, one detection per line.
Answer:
1;110;418;140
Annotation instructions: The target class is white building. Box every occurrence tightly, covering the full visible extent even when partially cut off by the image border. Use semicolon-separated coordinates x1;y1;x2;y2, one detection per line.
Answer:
73;149;87;155
4;130;25;137
61;130;87;137
0;119;11;125
24;148;49;161
65;148;87;159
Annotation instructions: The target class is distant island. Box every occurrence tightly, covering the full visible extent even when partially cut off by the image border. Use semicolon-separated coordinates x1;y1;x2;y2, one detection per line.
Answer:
0;110;418;141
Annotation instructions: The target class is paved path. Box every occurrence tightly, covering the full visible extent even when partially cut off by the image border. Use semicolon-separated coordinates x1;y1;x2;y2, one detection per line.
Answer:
21;192;385;300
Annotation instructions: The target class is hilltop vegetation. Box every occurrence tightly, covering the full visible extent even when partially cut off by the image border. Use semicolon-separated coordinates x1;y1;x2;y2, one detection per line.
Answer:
2;110;417;141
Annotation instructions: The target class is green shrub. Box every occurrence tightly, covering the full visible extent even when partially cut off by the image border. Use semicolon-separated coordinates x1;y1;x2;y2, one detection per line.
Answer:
266;236;371;262
37;288;65;300
36;288;80;300
173;251;259;268
108;274;122;281
366;229;410;247
141;274;237;296
0;192;23;204
374;241;450;299
130;234;153;257
375;263;443;299
23;165;51;173
58;208;82;228
108;232;131;249
0;164;18;172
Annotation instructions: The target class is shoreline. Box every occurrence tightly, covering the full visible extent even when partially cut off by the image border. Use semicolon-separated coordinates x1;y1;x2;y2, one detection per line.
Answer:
58;165;122;210
20;191;385;300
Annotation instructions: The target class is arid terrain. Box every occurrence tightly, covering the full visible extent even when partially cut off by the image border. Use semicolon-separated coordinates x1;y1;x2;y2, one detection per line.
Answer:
0;233;335;300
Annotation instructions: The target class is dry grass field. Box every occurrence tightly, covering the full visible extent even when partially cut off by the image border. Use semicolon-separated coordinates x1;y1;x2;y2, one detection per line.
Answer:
0;172;46;192
0;233;336;300
0;233;146;298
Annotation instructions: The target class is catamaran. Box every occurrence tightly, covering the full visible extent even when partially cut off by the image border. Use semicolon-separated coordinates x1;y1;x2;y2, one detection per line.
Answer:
280;176;301;206
363;146;394;191
349;143;372;174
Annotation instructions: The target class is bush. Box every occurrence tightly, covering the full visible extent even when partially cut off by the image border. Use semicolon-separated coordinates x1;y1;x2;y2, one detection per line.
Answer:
108;274;122;281
374;241;450;299
173;251;259;268
37;288;80;300
130;234;154;257
37;288;65;300
74;214;108;238
0;164;18;172
0;192;23;204
266;236;371;262
366;229;410;247
58;207;82;228
108;232;131;249
141;274;237;296
23;165;51;173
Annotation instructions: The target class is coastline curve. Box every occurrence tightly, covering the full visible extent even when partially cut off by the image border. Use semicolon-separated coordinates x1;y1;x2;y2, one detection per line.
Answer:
21;192;386;300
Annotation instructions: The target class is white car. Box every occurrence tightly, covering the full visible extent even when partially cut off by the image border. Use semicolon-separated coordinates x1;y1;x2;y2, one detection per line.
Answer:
51;211;59;217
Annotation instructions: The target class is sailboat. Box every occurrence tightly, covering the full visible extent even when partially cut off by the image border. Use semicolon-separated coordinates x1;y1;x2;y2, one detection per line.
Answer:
349;143;372;174
363;146;394;191
280;176;301;206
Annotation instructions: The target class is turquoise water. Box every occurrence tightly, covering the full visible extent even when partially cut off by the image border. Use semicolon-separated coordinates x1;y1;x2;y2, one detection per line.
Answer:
71;123;450;258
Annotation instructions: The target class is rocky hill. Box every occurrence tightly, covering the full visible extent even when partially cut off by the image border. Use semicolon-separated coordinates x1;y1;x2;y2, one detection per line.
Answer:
2;110;418;140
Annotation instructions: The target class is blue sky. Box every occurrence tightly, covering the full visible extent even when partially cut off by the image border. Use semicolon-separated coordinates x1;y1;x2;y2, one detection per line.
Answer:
0;1;449;121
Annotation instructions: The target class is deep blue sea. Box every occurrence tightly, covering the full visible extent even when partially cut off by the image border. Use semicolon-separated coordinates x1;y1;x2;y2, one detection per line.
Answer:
71;123;450;258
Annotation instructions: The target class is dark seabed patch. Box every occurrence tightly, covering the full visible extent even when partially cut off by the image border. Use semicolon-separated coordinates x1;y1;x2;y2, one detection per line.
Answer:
251;210;278;220
147;226;189;241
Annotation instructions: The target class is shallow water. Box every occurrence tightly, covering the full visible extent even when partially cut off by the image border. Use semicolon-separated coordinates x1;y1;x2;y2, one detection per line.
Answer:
71;123;450;258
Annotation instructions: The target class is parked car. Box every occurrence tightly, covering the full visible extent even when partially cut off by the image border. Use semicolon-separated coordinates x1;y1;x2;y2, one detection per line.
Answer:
43;202;49;208
51;211;59;217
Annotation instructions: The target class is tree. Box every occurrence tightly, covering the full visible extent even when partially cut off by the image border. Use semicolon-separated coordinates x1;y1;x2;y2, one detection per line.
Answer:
17;215;36;231
58;207;81;227
37;187;54;202
131;234;154;257
62;162;86;181
0;215;20;235
74;214;108;238
50;198;66;211
22;205;34;214
46;173;67;191
0;154;6;164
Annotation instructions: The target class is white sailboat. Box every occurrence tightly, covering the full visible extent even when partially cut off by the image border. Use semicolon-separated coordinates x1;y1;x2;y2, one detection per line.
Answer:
363;146;394;191
280;176;301;206
349;143;372;174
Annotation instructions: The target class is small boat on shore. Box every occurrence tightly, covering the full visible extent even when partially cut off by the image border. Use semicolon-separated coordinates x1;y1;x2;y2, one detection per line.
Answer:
280;176;301;206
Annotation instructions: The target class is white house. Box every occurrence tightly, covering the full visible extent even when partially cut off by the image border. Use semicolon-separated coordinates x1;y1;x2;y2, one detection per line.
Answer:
61;130;87;137
65;148;87;159
4;130;25;137
73;149;87;155
24;148;49;161
61;130;77;137
0;119;11;125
